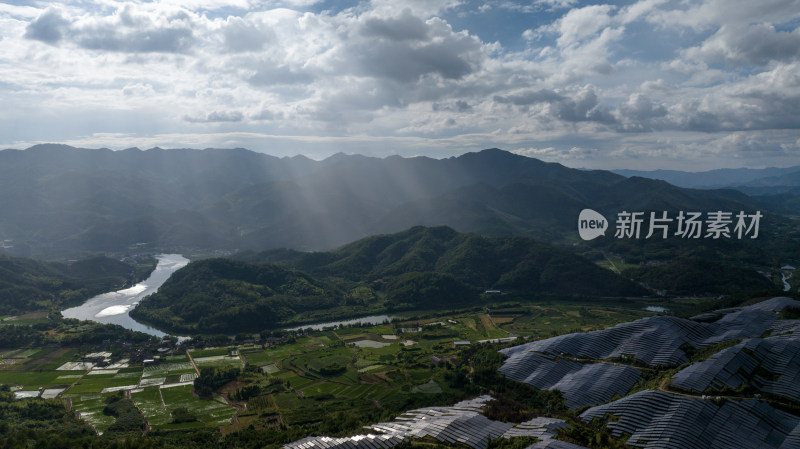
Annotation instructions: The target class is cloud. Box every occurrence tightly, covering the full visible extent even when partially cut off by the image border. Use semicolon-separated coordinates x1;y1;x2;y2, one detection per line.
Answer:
25;4;197;53
360;9;429;41
221;16;275;52
122;83;156;97
647;0;800;31
24;7;70;43
686;24;800;66
248;64;315;86
616;93;667;131
550;87;615;123
4;0;800;170
553;4;616;48
184;111;244;123
432;100;472;112
618;0;668;24
494;87;615;124
346;17;482;82
535;0;578;10
657;62;800;133
77;27;195;53
493;89;564;105
251;108;283;121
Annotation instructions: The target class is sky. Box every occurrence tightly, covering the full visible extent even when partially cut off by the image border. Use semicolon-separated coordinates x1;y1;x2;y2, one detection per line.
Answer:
0;0;799;170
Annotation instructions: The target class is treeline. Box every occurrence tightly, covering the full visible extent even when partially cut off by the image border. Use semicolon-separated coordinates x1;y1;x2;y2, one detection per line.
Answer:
194;366;241;398
103;394;147;434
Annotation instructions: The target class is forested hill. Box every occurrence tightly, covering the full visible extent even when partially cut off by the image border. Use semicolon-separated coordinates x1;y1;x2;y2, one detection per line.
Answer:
132;227;647;334
0;254;155;315
238;226;645;295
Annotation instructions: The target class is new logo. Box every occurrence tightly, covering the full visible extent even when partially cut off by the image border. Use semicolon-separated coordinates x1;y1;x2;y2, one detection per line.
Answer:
578;209;608;240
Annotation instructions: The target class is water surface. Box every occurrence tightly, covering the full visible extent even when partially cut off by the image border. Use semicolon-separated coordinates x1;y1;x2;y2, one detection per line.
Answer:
645;306;670;313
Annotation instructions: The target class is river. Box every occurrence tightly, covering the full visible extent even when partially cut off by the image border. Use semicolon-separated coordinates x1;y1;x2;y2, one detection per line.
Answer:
782;272;793;292
61;254;189;337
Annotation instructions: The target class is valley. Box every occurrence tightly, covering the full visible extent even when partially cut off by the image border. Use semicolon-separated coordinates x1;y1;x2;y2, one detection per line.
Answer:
1;146;798;449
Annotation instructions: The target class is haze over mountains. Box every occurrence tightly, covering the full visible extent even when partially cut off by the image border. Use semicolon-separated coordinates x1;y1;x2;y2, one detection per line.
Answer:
1;144;793;260
613;166;800;190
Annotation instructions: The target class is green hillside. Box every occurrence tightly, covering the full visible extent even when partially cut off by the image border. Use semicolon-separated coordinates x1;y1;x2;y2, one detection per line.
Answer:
133;227;648;334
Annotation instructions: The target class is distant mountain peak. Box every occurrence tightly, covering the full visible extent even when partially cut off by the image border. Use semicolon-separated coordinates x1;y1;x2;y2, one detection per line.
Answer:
324;151;371;162
26;143;79;152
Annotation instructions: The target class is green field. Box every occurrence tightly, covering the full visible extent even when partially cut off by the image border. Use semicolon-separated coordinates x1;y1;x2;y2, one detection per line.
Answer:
0;370;72;388
67;375;139;394
240;350;274;366
143;362;195;377
131;387;172;429
131;385;236;430
162;385;236;427
68;394;118;434
192;355;244;369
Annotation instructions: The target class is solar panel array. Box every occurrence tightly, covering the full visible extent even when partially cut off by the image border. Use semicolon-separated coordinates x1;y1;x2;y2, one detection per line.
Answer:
502;417;588;449
580;390;800;449
498;352;642;408
285;396;590;449
770;319;800;339
368;406;513;448
498;297;800;416
672;336;800;402
501;306;788;369
501;297;800;370
502;416;568;438
287;434;405;449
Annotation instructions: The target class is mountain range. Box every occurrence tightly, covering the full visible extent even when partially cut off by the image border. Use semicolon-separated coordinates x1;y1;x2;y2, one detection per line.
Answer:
1;144;794;264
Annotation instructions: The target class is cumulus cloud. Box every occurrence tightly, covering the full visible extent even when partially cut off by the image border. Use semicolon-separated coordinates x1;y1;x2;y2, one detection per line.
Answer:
494;87;614;124
346;17;482;82
24;7;70;43
222;16;275;52
616;93;667;131
686;24;800;66
553;4;616;48
360;9;429;41
25;3;197;53
550;87;615;123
